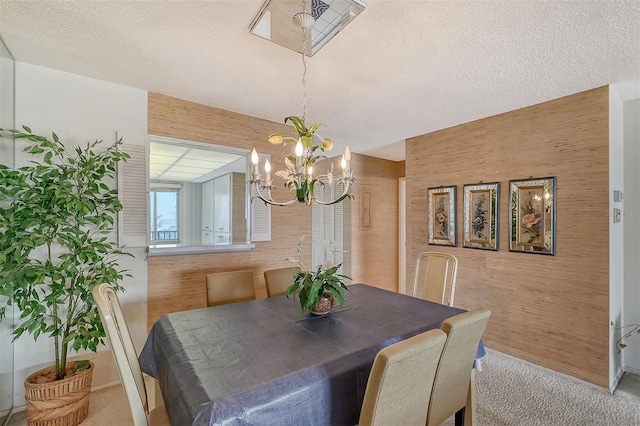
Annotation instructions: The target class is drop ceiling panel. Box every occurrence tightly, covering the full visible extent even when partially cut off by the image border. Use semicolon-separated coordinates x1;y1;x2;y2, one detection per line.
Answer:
150;141;244;183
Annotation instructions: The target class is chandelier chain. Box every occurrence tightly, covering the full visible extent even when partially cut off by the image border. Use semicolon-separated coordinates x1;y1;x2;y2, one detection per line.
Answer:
248;0;355;207
301;22;308;122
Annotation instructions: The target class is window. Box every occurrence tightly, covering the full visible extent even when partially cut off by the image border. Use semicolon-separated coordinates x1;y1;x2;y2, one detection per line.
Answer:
150;189;179;243
118;133;264;252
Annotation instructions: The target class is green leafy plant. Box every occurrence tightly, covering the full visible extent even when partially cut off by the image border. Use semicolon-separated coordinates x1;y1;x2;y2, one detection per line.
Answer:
268;115;333;152
267;115;356;205
0;126;131;380
285;236;351;312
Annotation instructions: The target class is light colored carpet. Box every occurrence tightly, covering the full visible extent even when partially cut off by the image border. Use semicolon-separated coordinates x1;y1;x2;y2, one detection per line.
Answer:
6;349;640;425
459;348;640;426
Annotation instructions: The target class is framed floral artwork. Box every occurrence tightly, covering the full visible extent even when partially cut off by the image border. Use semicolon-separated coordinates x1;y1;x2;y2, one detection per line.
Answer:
427;185;457;246
509;177;556;255
463;182;500;250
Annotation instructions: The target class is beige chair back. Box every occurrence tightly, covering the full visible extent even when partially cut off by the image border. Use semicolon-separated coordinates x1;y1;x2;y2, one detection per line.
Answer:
206;270;255;306
264;266;301;297
426;307;491;426
359;329;447;426
412;251;458;306
92;284;170;426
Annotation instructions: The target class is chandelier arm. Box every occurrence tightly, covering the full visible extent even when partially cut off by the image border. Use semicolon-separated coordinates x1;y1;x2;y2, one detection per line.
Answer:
253;184;298;207
309;178;354;206
301;29;308;123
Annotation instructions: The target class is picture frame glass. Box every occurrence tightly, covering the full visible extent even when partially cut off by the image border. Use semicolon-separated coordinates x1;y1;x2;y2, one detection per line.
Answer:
463;182;499;250
427;186;456;246
509;177;556;255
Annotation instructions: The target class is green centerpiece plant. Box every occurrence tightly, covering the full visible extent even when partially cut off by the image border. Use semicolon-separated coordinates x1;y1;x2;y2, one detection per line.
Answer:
0;125;131;424
285;236;351;314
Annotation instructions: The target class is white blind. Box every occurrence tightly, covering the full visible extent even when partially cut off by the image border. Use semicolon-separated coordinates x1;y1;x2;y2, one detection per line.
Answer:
117;132;149;248
312;179;345;273
250;153;271;242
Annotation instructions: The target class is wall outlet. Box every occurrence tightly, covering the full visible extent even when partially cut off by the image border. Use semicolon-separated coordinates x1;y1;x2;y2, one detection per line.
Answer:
613;208;621;223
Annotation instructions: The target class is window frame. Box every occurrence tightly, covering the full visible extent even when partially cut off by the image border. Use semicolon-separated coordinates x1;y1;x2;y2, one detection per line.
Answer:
150;187;181;244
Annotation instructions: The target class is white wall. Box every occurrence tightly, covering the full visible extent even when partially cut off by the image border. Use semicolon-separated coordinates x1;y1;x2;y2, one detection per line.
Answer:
12;62;148;405
623;98;640;374
610;81;640;389
0;39;15;419
609;86;625;390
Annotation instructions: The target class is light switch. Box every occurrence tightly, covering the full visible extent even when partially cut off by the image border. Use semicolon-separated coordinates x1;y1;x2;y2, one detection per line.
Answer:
613;190;623;202
613;208;621;223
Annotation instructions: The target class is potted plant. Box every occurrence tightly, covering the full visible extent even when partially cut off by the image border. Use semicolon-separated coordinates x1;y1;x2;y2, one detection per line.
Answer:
285;236;351;314
0;126;131;425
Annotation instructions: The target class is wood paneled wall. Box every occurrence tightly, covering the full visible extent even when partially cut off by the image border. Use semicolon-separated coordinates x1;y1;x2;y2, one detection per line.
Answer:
349;154;404;292
147;93;313;329
147;93;402;330
406;86;610;387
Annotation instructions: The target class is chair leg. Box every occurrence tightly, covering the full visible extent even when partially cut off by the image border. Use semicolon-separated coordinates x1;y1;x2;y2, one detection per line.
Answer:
464;368;477;426
154;378;165;409
454;408;465;426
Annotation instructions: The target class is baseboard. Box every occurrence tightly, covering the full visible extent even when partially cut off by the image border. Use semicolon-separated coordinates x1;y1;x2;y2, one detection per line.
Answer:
1;407;16;426
5;405;23;415
610;369;624;394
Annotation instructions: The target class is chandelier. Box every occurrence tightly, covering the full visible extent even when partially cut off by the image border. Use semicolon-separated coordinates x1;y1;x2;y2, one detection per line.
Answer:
250;3;356;207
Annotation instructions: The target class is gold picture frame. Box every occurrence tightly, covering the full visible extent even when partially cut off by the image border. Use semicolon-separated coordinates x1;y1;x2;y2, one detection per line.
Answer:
463;182;499;250
427;185;457;246
509;177;556;255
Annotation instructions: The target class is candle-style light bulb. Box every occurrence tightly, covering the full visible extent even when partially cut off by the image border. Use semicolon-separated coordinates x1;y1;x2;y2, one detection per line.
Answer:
344;146;351;175
341;155;347;177
295;139;304;175
264;159;271;186
251;148;259;177
308;166;313;180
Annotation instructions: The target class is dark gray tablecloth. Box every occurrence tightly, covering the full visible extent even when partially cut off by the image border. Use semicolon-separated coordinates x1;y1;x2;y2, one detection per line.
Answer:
139;283;485;426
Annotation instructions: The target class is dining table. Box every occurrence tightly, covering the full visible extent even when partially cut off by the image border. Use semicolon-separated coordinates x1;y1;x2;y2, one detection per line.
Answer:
139;283;485;426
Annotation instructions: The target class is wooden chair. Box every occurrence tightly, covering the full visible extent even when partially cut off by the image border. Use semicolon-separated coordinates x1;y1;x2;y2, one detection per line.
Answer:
412;251;458;306
92;284;170;426
205;270;255;306
426;307;492;426
264;266;301;297
359;329;447;426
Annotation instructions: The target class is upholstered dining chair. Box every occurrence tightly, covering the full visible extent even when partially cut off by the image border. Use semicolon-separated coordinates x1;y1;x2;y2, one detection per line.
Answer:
359;329;447;426
426;307;492;426
264;266;301;297
412;251;458;306
92;284;170;426
206;270;255;307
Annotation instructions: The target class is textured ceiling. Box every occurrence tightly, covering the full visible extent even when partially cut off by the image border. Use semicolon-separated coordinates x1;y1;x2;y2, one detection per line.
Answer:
0;0;639;161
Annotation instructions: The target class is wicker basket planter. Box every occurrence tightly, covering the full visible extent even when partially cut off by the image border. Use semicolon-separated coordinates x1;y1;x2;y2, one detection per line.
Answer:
24;361;94;426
